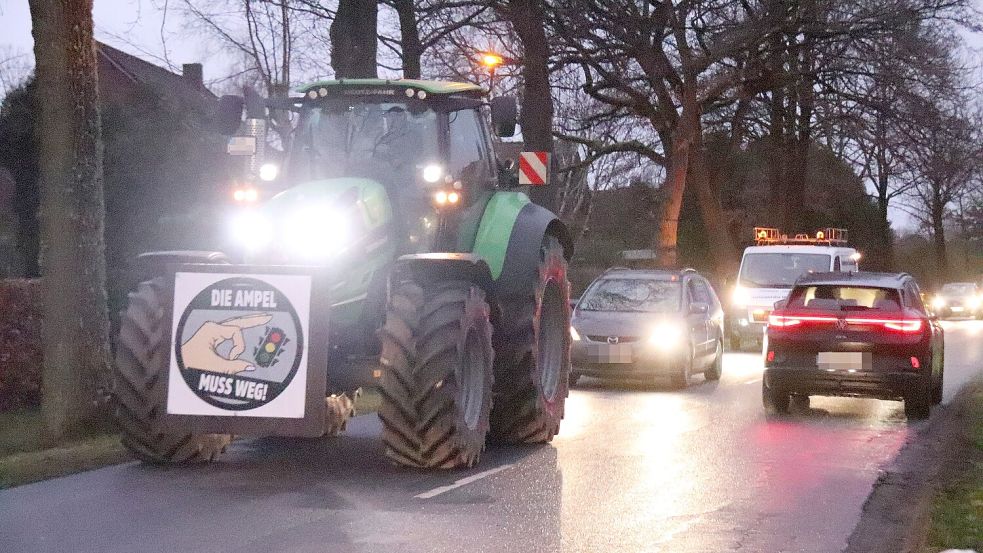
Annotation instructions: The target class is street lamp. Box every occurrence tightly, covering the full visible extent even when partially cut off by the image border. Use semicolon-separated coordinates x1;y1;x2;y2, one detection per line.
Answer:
478;51;510;93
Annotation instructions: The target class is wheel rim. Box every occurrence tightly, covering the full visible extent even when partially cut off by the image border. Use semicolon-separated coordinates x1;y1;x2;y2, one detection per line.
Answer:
458;327;487;431
537;281;566;403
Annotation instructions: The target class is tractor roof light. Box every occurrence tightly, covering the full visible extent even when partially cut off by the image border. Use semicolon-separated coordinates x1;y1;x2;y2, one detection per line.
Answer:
259;162;279;182
422;164;444;183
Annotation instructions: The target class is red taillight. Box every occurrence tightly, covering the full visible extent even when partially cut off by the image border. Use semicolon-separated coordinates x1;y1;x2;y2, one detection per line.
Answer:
879;319;923;333
910;356;921;369
768;312;925;334
766;350;775;362
767;314;837;327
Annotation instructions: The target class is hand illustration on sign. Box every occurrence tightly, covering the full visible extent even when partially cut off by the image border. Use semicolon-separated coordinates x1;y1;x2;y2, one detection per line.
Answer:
180;313;273;375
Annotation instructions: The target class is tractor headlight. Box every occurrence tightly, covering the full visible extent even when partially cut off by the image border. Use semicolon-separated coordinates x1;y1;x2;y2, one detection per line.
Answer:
230;210;273;250
932;296;947;310
283;205;350;258
732;286;750;308
649;321;685;351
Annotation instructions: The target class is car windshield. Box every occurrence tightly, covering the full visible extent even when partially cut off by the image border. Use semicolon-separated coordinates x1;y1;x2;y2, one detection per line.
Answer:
787;285;902;311
579;278;681;312
738;253;831;288
941;283;976;296
289;100;439;183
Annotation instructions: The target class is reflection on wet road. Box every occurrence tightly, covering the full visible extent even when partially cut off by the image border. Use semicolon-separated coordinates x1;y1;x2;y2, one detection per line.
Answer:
2;321;981;553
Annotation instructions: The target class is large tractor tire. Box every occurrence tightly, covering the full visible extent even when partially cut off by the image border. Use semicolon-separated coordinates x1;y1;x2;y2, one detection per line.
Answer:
378;280;494;469
114;279;231;463
489;235;571;444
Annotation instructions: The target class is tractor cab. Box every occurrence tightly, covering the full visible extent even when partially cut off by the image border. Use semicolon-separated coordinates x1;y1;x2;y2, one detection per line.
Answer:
223;80;518;262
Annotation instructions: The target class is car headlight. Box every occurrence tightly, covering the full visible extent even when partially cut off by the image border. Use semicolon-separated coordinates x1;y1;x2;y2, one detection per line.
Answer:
649;321;685;350
732;286;750;308
283;205;350;258
570;326;581;341
229;210;273;250
932;296;946;309
968;297;981;309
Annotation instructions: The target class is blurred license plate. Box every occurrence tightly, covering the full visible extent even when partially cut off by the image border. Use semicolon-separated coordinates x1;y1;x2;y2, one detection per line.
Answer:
588;344;633;364
951;306;964;312
817;351;870;370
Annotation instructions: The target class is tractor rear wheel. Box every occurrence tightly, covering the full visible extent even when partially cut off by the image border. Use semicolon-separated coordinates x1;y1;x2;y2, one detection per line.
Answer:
114;278;231;463
489;236;571;444
378;280;494;469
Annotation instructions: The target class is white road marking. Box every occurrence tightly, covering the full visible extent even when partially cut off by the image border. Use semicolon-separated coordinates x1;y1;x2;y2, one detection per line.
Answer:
744;378;762;385
414;464;514;499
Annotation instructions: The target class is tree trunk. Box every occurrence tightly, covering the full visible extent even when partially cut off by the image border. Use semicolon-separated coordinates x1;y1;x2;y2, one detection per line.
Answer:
689;140;738;277
29;0;112;442
932;189;948;280
393;0;423;79
330;0;378;79
656;125;692;269
504;0;555;209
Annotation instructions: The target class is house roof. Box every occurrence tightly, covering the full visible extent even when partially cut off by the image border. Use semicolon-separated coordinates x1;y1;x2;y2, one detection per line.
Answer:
96;42;216;113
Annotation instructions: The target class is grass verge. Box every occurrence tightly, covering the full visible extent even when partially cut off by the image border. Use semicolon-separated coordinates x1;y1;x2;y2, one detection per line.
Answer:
923;383;983;552
0;409;130;490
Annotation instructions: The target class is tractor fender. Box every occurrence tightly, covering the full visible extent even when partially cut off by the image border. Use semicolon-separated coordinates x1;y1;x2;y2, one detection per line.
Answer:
391;253;495;294
496;202;573;299
390;253;498;323
131;250;231;281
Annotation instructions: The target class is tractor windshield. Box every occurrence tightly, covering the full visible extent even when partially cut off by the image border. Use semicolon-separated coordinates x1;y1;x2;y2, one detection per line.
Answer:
289;100;439;184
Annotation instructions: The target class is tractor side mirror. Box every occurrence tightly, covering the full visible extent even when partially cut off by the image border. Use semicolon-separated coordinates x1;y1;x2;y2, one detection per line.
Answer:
214;95;244;135
490;96;517;137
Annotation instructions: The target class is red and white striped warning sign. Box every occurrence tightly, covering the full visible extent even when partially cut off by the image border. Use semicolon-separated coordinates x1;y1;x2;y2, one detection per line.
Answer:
518;151;550;186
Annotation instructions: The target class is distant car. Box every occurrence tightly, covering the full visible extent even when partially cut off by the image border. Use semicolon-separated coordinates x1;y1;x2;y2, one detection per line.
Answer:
763;272;943;420
930;282;982;319
570;268;724;388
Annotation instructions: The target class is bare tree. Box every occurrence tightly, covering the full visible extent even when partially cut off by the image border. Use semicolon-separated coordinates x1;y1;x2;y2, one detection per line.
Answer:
902;101;982;279
28;0;112;441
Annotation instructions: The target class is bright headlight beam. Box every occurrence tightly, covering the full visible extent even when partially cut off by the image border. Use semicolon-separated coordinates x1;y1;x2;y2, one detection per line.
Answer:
283;205;350;258
570;326;581;341
230;211;273;250
649;321;685;350
732;286;750;307
932;296;946;309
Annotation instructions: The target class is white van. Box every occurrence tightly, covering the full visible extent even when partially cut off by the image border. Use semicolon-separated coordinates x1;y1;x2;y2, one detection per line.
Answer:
727;229;859;350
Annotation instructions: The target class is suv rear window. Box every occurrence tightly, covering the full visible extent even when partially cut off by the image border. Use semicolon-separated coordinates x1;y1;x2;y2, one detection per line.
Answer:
787;285;902;311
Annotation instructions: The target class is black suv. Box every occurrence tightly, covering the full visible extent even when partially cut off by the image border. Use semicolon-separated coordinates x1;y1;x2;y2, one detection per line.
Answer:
570;268;724;388
763;272;943;419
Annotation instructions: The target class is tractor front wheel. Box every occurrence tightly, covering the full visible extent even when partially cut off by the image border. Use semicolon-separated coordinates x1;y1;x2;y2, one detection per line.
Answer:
490;235;571;444
114;279;231;463
379;280;494;469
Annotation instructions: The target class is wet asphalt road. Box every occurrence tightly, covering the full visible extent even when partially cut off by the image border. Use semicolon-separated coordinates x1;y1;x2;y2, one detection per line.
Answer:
2;321;982;553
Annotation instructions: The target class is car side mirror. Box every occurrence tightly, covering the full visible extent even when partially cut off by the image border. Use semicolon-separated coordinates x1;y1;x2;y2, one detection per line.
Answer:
490;96;517;137
689;302;709;315
213;95;244;135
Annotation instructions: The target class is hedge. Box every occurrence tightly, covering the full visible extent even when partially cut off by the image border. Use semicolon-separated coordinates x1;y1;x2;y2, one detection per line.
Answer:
0;279;42;411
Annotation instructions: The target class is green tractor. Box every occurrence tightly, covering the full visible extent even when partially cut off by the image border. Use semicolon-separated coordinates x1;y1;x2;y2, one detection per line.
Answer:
113;79;573;469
